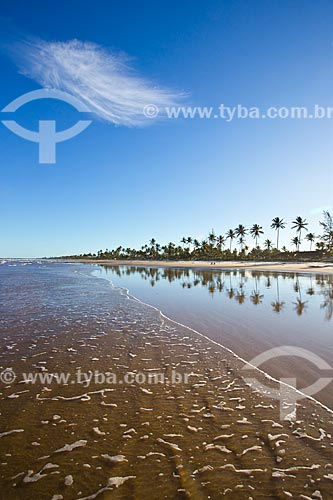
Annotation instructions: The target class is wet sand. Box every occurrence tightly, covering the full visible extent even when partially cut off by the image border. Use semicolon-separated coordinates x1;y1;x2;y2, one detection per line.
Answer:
1;263;333;499
94;264;333;410
2;317;333;499
67;259;333;275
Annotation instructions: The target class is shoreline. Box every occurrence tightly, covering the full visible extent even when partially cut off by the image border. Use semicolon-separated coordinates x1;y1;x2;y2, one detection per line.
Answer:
62;258;333;274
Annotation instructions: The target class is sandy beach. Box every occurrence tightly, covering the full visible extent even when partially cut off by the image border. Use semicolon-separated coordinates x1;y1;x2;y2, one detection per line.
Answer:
67;258;333;274
1;261;333;499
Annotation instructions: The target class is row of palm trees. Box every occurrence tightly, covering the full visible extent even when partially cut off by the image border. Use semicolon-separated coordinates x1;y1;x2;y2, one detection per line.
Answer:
177;215;322;254
68;211;332;261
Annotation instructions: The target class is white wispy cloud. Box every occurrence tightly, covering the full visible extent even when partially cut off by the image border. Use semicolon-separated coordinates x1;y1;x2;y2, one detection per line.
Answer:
7;37;184;126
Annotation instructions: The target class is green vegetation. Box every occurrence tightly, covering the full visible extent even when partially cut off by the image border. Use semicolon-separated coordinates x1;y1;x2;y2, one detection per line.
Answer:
61;211;333;261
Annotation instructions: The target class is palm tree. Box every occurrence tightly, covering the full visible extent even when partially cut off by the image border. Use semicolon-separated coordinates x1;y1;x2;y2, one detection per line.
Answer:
305;233;315;251
238;236;245;252
208;230;216;246
271;217;286;250
250;223;264;248
170;242;177;256
217;235;225;251
226;229;236;251
193;239;200;252
291;236;300;251
181;237;187;248
235;225;247;251
319;211;333;251
149;239;157;258
264;239;272;250
291;216;308;251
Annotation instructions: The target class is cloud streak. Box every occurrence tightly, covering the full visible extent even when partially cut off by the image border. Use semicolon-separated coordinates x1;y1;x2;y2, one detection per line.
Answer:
7;37;183;126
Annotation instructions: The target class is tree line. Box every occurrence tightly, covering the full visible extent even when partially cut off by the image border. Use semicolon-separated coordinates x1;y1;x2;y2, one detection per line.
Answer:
63;211;333;261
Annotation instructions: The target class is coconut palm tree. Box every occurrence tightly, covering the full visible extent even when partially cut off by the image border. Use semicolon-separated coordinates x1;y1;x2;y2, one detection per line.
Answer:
238;236;245;252
291;236;300;251
305;232;315;251
319;211;333;251
264;239;272;250
217;235;226;251
235;225;247;251
271;217;286;250
186;237;193;251
193;239;200;253
250;223;264;248
291;216;308;251
208;230;216;246
181;237;187;248
166;242;175;258
226;229;236;251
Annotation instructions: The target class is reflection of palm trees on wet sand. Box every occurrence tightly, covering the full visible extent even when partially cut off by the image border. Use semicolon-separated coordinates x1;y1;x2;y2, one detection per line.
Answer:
226;272;235;300
101;265;332;320
306;275;315;297
250;274;264;305
235;271;246;304
320;275;333;321
271;275;285;313
235;290;246;304
293;276;308;316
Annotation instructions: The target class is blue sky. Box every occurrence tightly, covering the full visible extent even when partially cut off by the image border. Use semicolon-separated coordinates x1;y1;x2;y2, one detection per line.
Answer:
0;0;332;257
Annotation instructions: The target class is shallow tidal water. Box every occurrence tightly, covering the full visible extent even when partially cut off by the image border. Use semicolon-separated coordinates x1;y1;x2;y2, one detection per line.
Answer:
95;264;333;409
0;261;333;500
